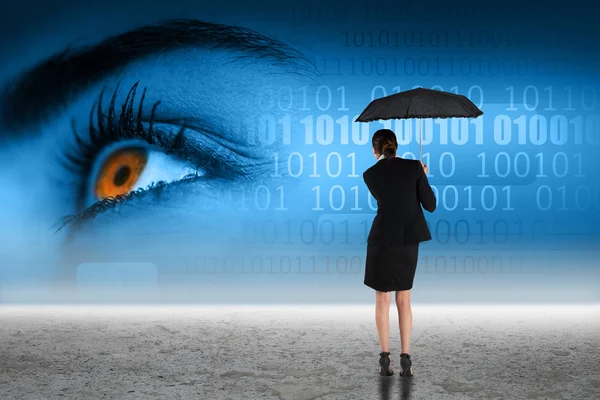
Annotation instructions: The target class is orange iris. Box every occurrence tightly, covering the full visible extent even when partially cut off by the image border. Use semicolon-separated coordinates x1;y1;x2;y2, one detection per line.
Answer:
94;147;148;199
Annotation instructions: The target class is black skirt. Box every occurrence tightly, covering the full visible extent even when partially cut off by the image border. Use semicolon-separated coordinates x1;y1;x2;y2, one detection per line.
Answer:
364;243;419;292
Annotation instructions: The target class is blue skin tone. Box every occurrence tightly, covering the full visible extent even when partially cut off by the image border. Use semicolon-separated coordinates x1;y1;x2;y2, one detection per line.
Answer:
0;3;325;285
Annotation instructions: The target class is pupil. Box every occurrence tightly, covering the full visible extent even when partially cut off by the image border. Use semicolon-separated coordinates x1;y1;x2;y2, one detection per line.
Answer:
113;165;131;186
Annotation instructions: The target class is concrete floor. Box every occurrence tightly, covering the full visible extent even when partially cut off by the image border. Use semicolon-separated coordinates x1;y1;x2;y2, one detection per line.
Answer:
0;304;598;400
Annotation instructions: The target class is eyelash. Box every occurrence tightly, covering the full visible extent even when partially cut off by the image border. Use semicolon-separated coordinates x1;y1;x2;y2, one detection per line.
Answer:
59;81;190;210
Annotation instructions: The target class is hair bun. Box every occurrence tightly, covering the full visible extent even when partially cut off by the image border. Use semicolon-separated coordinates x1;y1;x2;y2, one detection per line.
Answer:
382;141;396;158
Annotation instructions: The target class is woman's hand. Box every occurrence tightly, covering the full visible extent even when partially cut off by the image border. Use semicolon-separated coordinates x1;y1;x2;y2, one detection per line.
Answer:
420;160;429;175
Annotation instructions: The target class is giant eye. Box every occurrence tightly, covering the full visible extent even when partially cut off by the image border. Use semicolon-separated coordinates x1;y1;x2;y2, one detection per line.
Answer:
87;144;201;205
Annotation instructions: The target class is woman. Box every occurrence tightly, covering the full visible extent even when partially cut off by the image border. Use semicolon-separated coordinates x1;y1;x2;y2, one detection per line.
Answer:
362;128;437;377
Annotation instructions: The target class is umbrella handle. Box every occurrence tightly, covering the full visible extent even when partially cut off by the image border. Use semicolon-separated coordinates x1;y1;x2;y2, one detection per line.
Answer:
419;119;422;161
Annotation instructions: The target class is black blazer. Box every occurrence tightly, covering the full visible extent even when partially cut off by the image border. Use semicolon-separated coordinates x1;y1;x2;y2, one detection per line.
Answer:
363;157;436;245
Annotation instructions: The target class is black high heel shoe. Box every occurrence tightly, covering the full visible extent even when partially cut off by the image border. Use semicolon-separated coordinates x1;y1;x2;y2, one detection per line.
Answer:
379;351;394;376
399;353;413;377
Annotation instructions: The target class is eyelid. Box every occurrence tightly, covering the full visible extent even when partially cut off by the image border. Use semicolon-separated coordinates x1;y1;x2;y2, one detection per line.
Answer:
147;121;274;180
54;174;206;236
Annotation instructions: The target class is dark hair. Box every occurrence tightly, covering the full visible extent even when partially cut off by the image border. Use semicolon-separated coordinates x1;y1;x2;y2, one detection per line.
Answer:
372;129;397;159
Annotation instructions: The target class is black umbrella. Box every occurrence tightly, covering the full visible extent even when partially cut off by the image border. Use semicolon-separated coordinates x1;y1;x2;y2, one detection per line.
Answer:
355;87;483;159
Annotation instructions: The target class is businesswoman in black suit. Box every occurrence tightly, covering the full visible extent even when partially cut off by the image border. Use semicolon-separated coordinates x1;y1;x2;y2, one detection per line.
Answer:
362;128;437;377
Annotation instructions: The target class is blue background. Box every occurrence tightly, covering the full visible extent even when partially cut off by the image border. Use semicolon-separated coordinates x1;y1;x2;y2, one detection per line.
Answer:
0;0;598;303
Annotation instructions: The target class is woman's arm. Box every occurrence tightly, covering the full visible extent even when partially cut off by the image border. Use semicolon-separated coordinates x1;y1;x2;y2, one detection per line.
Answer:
416;161;436;212
363;170;378;201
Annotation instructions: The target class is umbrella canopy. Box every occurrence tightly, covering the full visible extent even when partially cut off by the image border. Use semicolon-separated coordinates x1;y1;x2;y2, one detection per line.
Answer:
355;87;483;122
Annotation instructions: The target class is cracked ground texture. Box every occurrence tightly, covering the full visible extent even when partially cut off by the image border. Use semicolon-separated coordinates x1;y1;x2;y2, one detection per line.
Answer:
1;304;598;399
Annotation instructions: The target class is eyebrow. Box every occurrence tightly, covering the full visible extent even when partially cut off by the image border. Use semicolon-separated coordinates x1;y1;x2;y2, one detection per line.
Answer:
0;19;318;132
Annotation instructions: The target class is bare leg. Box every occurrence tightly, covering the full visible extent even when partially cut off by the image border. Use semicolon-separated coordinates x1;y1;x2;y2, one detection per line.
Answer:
375;290;391;352
395;290;412;354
